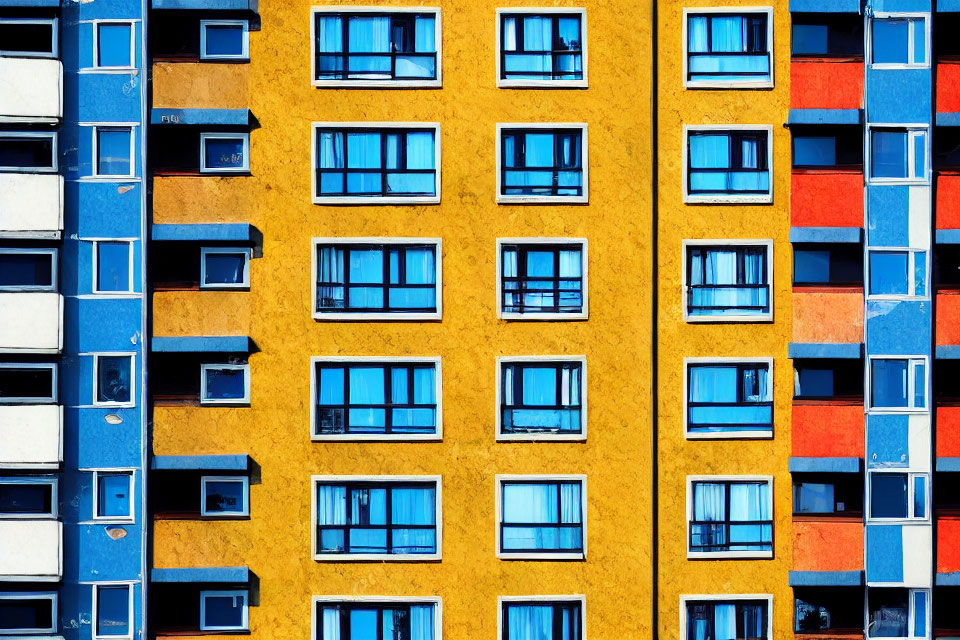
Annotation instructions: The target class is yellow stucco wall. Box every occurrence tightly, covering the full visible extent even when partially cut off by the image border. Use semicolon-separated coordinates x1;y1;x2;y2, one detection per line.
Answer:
656;1;793;637
151;1;655;639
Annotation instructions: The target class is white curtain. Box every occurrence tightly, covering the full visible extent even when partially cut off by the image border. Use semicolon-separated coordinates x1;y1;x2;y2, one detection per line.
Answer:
414;17;435;52
523;16;552;51
729;483;770;521
560;482;581;523
410;605;434;640
321;607;340;640
317;16;342;53
558;250;581;277
713;604;737;640
317;485;346;525
689;366;738;403
347;17;389;53
508;605;553;640
688;16;708;52
503;483;558;523
503;17;517;51
694;483;725;521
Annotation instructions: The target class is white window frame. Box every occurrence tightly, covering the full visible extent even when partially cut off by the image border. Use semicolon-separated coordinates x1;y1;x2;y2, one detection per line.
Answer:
200;475;250;517
0;476;57;519
91;469;135;523
497;595;585;640
869;13;930;70
0;362;57;404
685;474;774;559
311;475;442;562
679;594;773;640
867;355;928;413
682;356;774;440
495;473;587;560
0;248;57;292
310;237;443;321
681;6;775;90
866;587;930;639
199;132;250;174
496;238;588;321
867;471;929;523
0;18;58;58
0;132;58;173
200;363;251;405
199;590;249;632
682;124;774;204
200;247;251;289
866;124;929;185
495;8;588;89
310;7;443;89
310;122;441;204
311;596;442;640
92;583;134;640
92;20;136;70
0;592;57;635
92;240;135;294
681;239;774;323
91;125;136;179
309;356;442;442
495;355;587;442
200;19;249;60
93;353;136;408
495;122;589;205
866;248;928;300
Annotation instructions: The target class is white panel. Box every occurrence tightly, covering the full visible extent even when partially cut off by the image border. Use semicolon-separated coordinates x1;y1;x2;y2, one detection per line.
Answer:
908;186;932;249
0;58;61;121
901;525;933;588
909;414;932;473
0;405;62;468
0;293;62;353
0;520;61;581
0;173;63;237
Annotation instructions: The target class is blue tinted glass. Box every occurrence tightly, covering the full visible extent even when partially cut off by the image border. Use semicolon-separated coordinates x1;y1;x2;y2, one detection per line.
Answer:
0;252;53;287
507;605;553;640
348;367;385;404
872;19;909;64
792;24;828;54
798;369;834;397
97;356;132;403
349;250;383;284
522;367;557;406
97;129;131;176
872;130;907;178
795;482;834;513
204;480;244;514
526;251;554;277
350;609;377;640
794;250;830;283
203;593;245;629
914;476;926;519
97;473;130;517
524;133;554;167
318;368;344;404
915;363;925;409
204;252;246;285
872;359;908;408
871;473;907;518
870;252;908;295
205;24;244;57
347;133;381;168
794;137;836;166
97;242;130;292
97;586;130;636
914;132;925;177
913;19;926;65
98;23;131;67
205;368;246;400
204;138;245;170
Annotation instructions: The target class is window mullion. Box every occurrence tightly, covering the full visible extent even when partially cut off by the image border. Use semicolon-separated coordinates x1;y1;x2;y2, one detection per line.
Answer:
386;486;393;554
384;365;392;433
344;366;352;430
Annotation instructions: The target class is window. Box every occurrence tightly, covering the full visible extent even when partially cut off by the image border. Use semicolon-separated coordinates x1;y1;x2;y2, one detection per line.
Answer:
200;20;249;60
868;249;927;298
869;357;926;410
0;133;57;172
311;358;440;439
870;127;927;182
498;240;586;319
313;240;441;319
0;18;57;58
497;358;585;440
684;127;772;202
200;133;249;173
871;15;927;67
94;354;134;406
313;125;439;203
497;10;586;87
313;477;440;559
684;242;771;320
93;584;132;639
0;363;56;404
314;598;439;640
793;359;864;401
200;364;250;405
0;593;57;635
200;476;249;517
790;126;865;169
94;127;134;177
93;471;133;521
684;9;773;88
868;588;929;638
791;14;863;57
200;247;250;289
200;591;248;632
688;477;773;557
793;476;863;516
312;9;440;85
497;476;585;559
0;249;56;292
500;597;583;640
497;125;587;203
793;243;863;286
869;472;927;520
94;241;133;293
0;477;56;518
795;587;866;633
685;360;772;438
95;22;133;68
683;597;770;640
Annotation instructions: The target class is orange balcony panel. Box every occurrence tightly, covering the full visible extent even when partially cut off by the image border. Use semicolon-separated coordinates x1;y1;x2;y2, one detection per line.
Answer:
791;172;864;229
937;406;960;460
938;517;960;574
793;404;864;459
794;520;863;572
938;62;960;115
937;174;960;230
793;290;863;344
153;290;251;338
791;60;864;110
153;177;252;225
152;63;248;110
937;292;960;347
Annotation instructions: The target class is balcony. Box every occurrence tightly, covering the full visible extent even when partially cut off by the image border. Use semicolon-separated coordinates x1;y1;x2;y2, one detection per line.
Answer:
0;58;61;122
939;60;960;116
0;173;63;238
939;517;960;574
0;405;62;469
793;290;863;344
0;520;61;581
939;173;960;231
791;171;863;228
939;292;960;347
153;291;250;337
794;519;863;573
791;59;863;111
793;404;864;459
152;63;248;110
0;293;62;353
939;406;960;460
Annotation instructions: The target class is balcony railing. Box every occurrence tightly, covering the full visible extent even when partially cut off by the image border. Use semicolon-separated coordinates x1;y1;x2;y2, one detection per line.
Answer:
0;520;61;581
0;173;63;238
0;293;62;353
792;403;864;459
0;405;62;468
0;57;62;122
790;58;863;111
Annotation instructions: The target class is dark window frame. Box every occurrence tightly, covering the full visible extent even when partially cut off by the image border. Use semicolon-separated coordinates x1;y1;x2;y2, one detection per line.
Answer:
0;133;57;173
0;18;59;58
686;362;773;431
689;479;773;553
499;479;584;554
0;363;57;404
500;127;584;198
314;601;437;640
0;477;56;518
0;592;57;634
498;12;584;81
685;244;770;315
501;600;583;640
686;12;770;82
685;599;770;640
499;361;583;435
499;243;584;315
686;130;770;196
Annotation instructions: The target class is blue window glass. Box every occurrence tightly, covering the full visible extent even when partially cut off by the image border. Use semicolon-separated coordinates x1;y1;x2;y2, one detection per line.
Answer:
0;134;56;170
871;129;908;178
500;362;582;435
203;23;246;58
504;601;582;640
316;128;435;197
97;473;130;518
202;366;247;402
792;24;828;55
97;242;130;292
0;595;54;632
202;592;246;630
203;135;247;172
0;481;54;515
914;591;927;637
796;368;834;398
690;481;772;553
501;244;583;315
687;13;770;84
872;17;925;66
793;482;835;514
96;128;131;176
500;13;583;81
793;137;836;167
96;355;131;404
317;602;435;640
0;251;54;289
871;473;907;518
913;476;926;519
688;130;769;196
687;363;772;434
97;23;131;67
500;481;583;553
871;359;908;408
314;12;437;81
869;251;908;296
203;478;246;515
202;250;247;287
501;128;583;197
687;600;768;640
687;245;769;316
96;585;130;636
794;250;830;284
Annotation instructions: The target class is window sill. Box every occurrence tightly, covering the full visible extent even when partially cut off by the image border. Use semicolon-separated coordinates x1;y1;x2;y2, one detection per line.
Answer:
312;79;442;89
687;550;773;560
497;432;586;442
497;79;588;90
313;311;442;322
684;313;772;324
499;311;588;321
312;195;440;205
156;629;250;636
497;551;585;561
154;171;251;178
313;553;441;562
684;80;773;90
311;433;442;442
792;285;864;294
683;194;773;205
792;398;864;406
685;430;773;440
794;632;864;639
497;195;588;205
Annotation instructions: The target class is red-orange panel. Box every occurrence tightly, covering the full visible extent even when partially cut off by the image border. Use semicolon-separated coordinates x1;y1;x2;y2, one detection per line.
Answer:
792;404;864;459
793;291;863;344
938;518;960;573
791;172;863;228
937;406;960;460
791;61;864;110
938;62;960;115
937;292;960;347
794;520;863;572
936;173;960;230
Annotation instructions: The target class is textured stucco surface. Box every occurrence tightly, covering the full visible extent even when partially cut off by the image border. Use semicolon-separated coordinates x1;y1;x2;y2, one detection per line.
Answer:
792;521;863;573
792;404;864;459
790;172;864;228
792;291;863;344
153;291;252;336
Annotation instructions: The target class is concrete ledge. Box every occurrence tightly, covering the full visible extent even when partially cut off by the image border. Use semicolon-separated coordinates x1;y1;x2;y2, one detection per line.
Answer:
151;108;250;126
153;0;256;10
788;342;863;359
788;109;862;125
937;572;960;585
937;229;960;245
937;457;960;472
789;457;861;473
790;226;863;244
788;570;863;586
790;0;860;12
152;223;251;242
151;566;249;583
937;346;960;360
939;0;960;13
151;455;248;471
151;336;252;353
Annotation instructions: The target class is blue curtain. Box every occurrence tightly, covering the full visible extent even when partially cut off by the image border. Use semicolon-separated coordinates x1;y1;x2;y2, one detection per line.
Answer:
349;250;383;284
321;607;340;640
689;366;738;403
523;16;552;51
741;139;758;169
527;251;554;277
318;368;345;404
558;250;581;277
319;132;344;169
508;605;553;640
349;368;385;404
316;485;346;525
413;368;435;403
410;605;433;640
503;483;558;523
525;133;554;168
347;133;381;169
522;367;557;406
710;16;745;52
391;487;435;553
317;16;342;52
560;482;581;523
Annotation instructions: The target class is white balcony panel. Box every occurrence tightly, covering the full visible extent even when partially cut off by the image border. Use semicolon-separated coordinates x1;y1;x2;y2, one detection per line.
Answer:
0;293;62;353
0;58;62;122
0;520;61;581
0;405;63;468
0;173;63;238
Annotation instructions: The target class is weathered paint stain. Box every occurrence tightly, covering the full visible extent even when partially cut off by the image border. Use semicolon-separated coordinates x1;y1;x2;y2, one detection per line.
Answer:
792;291;863;344
793;520;863;573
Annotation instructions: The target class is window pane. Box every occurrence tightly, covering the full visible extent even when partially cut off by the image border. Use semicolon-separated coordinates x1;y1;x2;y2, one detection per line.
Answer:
96;586;130;636
97;129;131;175
872;359;908;408
913;476;926;519
794;137;836;166
97;473;130;518
349;250;383;283
794;482;835;514
912;19;925;65
689;366;738;403
794;250;830;283
522;367;557;406
914;362;925;409
204;137;245;170
793;24;828;54
0;597;53;631
872;19;908;64
914;591;927;637
0;482;53;515
871;474;907;518
98;23;131;66
797;368;834;397
204;593;245;629
205;480;245;514
97;242;130;292
872;130;907;178
204;252;246;285
507;605;553;640
913;132;925;177
869;589;908;637
0;136;54;169
915;251;926;296
0;366;55;401
503;483;558;523
97;356;131;403
0;252;53;288
204;24;244;56
870;252;909;295
350;609;377;640
204;368;246;400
